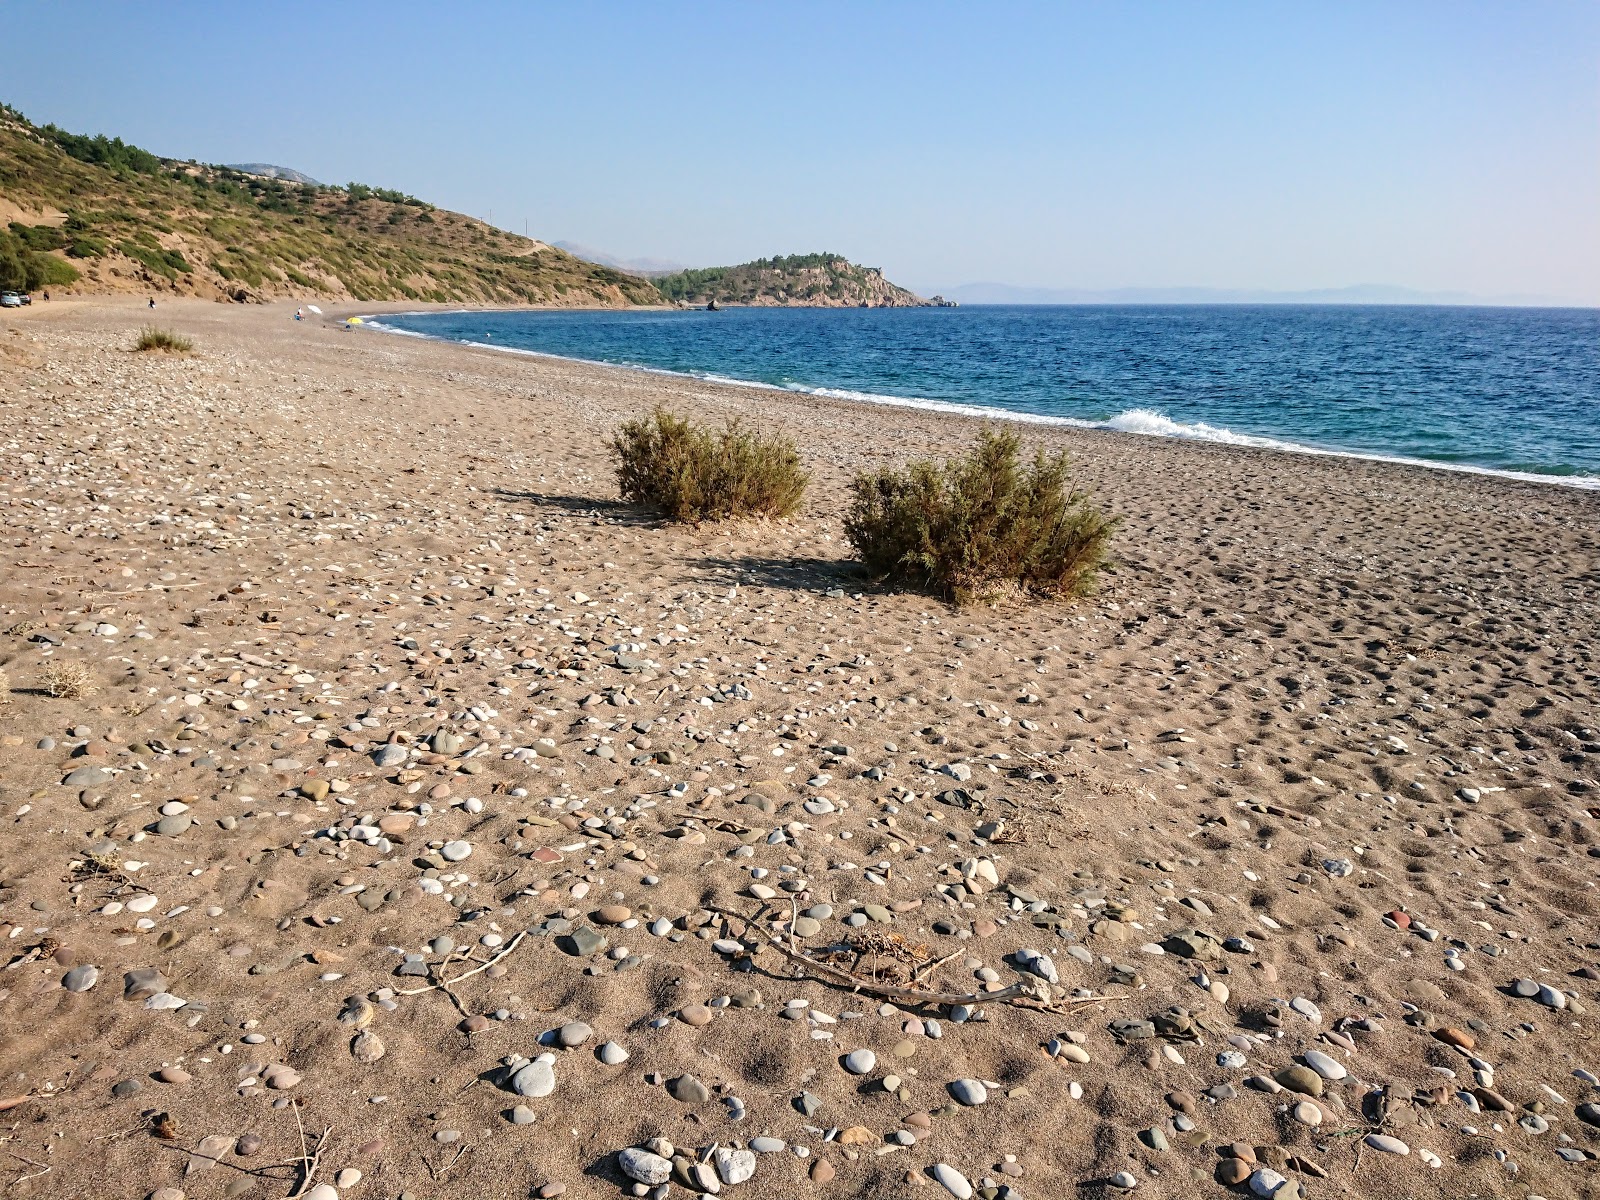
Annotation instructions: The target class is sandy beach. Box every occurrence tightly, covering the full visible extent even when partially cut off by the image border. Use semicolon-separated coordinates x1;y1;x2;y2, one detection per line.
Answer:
2;296;1598;1200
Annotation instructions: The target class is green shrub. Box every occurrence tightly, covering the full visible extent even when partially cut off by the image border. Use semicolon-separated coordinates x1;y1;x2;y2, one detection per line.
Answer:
133;327;192;353
27;253;79;287
609;407;808;523
844;428;1118;606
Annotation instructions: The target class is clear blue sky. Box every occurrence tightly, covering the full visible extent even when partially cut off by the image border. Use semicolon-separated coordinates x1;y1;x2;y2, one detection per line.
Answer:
7;1;1597;302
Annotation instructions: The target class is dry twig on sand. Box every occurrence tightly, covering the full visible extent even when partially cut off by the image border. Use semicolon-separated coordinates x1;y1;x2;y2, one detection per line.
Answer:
286;1103;332;1199
712;905;1111;1012
395;930;529;1018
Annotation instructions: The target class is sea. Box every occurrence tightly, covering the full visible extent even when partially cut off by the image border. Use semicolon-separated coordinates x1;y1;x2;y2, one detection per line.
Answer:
368;305;1600;488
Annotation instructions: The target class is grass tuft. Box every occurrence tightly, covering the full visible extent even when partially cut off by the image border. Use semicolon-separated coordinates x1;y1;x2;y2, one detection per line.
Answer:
132;326;192;354
609;407;808;524
40;660;98;700
0;666;10;705
844;427;1118;606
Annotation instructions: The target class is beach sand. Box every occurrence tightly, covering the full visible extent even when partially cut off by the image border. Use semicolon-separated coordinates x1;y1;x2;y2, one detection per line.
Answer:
1;297;1598;1200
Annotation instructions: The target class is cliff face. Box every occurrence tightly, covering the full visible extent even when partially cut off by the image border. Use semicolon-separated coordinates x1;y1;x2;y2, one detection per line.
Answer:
0;106;661;306
652;253;928;307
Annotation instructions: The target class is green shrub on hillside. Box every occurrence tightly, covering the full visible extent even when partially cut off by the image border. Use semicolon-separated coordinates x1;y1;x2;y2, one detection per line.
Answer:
0;229;80;290
844;428;1118;606
609;407;809;524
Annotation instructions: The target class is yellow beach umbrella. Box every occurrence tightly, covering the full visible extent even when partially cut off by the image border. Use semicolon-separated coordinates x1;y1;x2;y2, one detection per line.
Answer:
345;316;363;326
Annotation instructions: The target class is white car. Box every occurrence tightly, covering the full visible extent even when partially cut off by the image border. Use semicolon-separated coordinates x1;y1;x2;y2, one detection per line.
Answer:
0;292;23;308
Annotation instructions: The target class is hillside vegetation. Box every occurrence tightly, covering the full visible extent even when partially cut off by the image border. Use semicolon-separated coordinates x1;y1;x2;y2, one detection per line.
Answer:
653;252;927;307
0;104;661;305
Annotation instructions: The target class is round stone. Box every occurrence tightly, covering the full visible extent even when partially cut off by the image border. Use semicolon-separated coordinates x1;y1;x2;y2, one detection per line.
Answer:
598;1041;629;1065
372;744;408;768
64;964;99;992
556;1021;592;1048
1274;1065;1322;1096
440;840;472;862
948;1077;987;1105
1248;1168;1286;1196
510;1056;556;1098
668;1074;709;1103
843;1049;876;1075
1292;1100;1322;1126
618;1148;671;1185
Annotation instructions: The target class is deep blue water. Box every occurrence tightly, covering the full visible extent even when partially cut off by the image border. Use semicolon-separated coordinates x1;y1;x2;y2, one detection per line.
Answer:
370;305;1600;486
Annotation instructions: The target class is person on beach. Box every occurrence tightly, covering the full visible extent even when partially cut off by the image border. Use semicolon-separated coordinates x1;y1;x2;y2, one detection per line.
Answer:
148;297;156;309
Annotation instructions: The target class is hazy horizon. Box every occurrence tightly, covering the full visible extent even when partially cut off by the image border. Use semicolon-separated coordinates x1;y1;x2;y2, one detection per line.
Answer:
6;1;1597;305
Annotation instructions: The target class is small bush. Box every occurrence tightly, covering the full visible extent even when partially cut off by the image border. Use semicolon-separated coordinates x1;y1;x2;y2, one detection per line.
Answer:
133;327;193;353
844;428;1118;606
609;407;808;523
40;660;97;700
0;666;11;705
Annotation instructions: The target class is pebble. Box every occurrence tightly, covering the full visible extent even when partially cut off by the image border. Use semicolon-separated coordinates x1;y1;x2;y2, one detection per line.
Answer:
598;1041;629;1065
440;840;472;862
1364;1133;1410;1154
64;964;99;992
556;1021;593;1047
510;1055;556;1098
843;1049;876;1074
618;1148;672;1185
1292;1100;1322;1126
372;744;408;767
932;1163;974;1198
669;1074;710;1103
1248;1168;1286;1196
714;1147;756;1185
948;1078;987;1105
1303;1049;1346;1080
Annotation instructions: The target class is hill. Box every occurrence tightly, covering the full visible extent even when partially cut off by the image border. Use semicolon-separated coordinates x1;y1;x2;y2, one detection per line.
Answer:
225;162;323;185
0;104;661;306
652;252;927;307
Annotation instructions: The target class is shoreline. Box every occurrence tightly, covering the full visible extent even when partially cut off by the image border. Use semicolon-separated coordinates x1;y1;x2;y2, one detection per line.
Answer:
1;298;1598;1200
359;305;1600;493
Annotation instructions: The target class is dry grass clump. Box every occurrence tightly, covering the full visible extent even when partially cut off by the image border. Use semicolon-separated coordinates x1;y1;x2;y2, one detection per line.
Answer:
40;660;97;700
609;406;808;523
0;666;11;705
844;428;1118;606
132;326;193;354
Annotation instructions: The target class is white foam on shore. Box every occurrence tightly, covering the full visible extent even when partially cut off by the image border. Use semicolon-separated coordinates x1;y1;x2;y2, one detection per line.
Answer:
361;317;1600;492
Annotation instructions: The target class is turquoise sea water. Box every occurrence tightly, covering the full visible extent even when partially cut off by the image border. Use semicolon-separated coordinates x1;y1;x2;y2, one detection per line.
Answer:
370;305;1600;487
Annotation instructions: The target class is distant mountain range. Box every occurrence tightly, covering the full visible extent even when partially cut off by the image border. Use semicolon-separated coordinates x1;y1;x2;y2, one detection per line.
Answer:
911;281;1569;307
553;241;689;277
225;162;322;185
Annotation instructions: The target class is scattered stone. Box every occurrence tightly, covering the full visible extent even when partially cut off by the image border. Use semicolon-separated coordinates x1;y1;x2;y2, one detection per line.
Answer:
618;1148;672;1185
668;1074;710;1103
948;1078;987;1106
